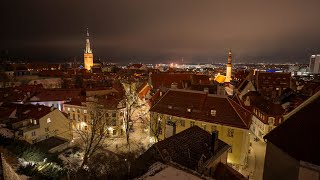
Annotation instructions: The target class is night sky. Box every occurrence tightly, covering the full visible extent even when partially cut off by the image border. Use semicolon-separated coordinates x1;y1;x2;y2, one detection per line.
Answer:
1;0;320;64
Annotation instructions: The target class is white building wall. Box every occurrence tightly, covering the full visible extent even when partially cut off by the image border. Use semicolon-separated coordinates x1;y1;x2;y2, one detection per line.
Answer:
309;55;320;74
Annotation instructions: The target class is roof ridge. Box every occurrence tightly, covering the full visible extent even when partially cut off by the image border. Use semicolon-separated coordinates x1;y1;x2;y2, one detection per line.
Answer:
283;90;320;120
149;90;170;111
227;97;251;129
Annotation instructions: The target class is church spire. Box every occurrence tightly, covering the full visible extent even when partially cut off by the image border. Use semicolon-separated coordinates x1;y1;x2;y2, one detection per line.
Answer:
225;49;232;83
227;49;232;65
85;28;92;54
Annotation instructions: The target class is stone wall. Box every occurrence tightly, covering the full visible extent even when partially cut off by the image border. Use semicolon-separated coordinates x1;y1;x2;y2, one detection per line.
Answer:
0;153;20;180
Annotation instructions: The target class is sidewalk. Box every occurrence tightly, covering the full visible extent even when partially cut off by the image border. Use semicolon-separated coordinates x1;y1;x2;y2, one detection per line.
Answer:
238;145;255;179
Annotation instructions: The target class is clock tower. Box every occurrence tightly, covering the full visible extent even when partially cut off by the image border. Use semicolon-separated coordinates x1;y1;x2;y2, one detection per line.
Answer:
84;28;93;71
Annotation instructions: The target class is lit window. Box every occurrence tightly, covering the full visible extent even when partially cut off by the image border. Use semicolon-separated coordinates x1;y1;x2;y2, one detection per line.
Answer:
67;108;70;111
268;117;275;124
187;108;192;112
84;110;87;114
33;120;37;125
168;105;173;109
211;110;217;116
47;118;51;123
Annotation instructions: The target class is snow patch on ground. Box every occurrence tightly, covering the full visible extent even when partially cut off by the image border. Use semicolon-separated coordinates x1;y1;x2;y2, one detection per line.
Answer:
136;162;202;180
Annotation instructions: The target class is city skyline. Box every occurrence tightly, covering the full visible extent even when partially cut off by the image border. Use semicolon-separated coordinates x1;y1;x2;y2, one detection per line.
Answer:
1;0;320;64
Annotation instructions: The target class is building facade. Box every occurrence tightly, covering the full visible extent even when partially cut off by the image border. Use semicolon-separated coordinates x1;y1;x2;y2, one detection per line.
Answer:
149;89;251;166
63;100;126;137
255;71;291;98
263;91;320;180
309;54;320;74
0;105;72;144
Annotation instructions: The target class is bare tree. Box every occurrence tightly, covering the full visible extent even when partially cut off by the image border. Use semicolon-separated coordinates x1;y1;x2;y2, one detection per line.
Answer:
73;104;111;169
149;112;163;142
122;81;147;151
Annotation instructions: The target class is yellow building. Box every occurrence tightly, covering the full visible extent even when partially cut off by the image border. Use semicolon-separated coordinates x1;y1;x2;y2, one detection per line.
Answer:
84;28;93;71
63;98;126;137
0;104;72;144
149;89;251;166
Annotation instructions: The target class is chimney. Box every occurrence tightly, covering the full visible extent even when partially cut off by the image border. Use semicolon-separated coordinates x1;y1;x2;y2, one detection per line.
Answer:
210;130;219;153
171;82;178;89
50;105;55;111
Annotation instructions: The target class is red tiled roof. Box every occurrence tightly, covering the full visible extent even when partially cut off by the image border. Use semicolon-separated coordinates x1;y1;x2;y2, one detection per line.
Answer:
1;104;52;120
150;73;192;89
255;71;291;90
150;89;251;129
136;81;149;94
264;93;320;166
30;89;82;101
0;84;44;103
243;91;284;117
191;74;211;85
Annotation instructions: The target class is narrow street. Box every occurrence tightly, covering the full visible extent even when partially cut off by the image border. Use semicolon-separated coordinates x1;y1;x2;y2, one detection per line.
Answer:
250;134;267;180
104;103;152;154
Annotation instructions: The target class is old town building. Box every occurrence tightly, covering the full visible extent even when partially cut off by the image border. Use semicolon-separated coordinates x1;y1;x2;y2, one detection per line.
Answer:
149;89;252;167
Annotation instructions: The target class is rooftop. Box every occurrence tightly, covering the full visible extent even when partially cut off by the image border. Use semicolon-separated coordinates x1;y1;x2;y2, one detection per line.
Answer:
150;89;252;129
132;126;230;177
264;91;320;166
154;126;230;170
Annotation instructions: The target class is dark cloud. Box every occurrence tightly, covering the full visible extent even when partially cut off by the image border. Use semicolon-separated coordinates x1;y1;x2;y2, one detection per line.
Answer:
1;0;320;63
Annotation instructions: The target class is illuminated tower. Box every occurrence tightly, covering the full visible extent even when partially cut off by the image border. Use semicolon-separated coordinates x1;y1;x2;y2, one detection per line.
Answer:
84;28;93;70
225;49;232;82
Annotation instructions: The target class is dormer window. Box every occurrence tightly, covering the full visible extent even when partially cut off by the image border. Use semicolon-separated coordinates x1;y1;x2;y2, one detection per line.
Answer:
268;117;275;125
211;110;217;116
